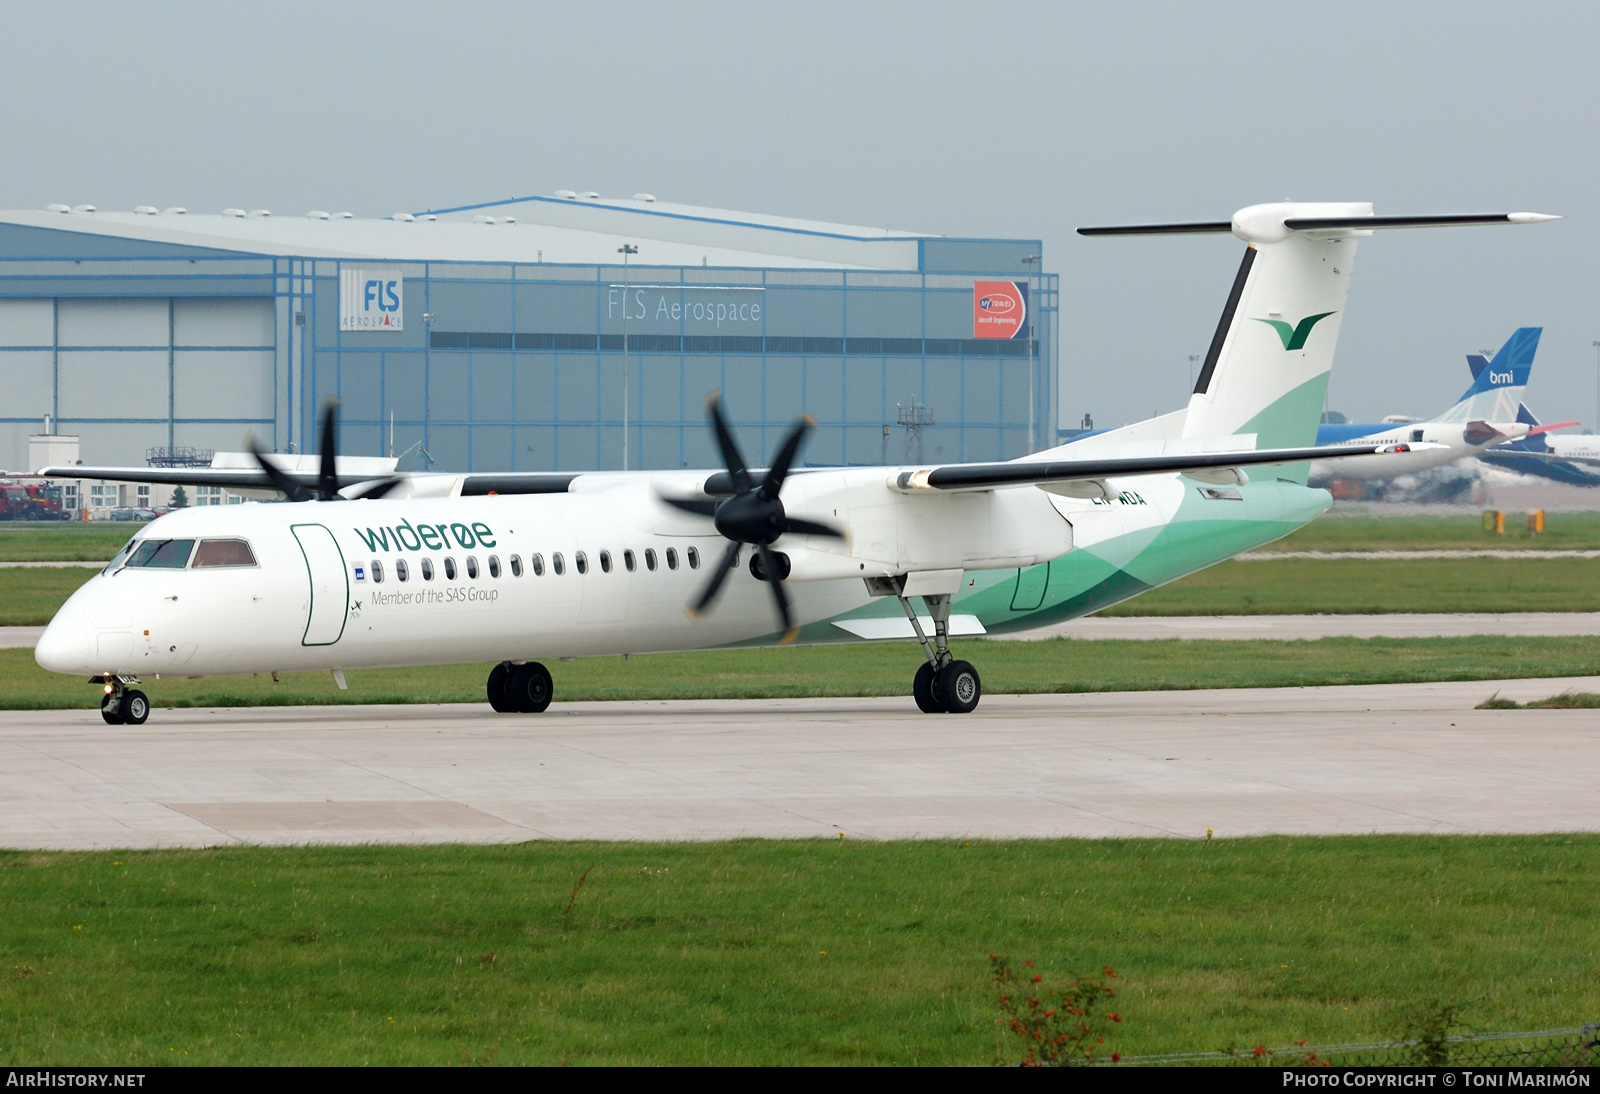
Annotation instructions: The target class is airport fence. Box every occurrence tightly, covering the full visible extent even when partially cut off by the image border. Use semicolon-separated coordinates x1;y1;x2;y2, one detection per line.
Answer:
1093;1025;1598;1067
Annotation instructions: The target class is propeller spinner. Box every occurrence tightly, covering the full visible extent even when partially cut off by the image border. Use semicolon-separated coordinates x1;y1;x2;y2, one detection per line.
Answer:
661;393;844;642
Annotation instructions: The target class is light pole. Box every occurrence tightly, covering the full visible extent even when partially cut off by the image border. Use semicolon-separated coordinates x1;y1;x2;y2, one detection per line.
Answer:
619;244;638;469
1021;254;1042;451
1592;340;1599;433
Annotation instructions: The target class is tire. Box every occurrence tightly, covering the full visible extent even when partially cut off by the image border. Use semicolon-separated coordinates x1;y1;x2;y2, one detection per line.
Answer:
509;662;553;714
913;662;943;713
119;689;150;725
100;694;124;725
935;660;981;714
486;662;515;713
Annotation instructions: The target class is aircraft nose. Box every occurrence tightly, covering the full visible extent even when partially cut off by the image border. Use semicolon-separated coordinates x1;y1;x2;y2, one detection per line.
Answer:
35;611;93;674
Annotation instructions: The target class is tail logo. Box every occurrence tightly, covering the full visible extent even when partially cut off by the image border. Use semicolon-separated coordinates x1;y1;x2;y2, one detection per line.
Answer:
1254;311;1336;351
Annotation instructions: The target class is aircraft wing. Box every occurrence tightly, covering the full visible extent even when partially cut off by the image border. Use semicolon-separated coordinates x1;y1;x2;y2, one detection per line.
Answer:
894;441;1436;492
35;464;387;492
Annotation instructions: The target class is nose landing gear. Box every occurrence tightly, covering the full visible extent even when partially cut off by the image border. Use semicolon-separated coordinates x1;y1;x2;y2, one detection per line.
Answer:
487;661;553;714
93;675;150;725
897;591;981;714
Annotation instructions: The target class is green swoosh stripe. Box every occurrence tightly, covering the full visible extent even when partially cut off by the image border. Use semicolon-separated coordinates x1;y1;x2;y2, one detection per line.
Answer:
1254;311;1336;351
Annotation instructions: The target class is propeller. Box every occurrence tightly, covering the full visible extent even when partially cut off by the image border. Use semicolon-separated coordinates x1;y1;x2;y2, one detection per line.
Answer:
662;393;845;642
247;399;406;501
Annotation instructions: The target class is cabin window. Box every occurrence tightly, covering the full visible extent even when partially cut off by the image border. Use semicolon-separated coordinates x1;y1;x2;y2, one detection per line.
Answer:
104;538;138;573
421;558;435;581
510;554;523;577
552;552;565;575
396;559;409;582
487;555;500;578
466;556;479;579
443;557;457;580
665;547;678;570
599;550;612;573
126;539;195;569
371;560;385;583
529;554;543;577
644;548;657;571
192;538;257;568
624;549;636;572
575;551;588;575
687;546;701;570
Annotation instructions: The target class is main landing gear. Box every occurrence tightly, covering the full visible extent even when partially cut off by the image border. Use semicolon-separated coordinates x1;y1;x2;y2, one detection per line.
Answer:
487;661;553;714
898;591;981;714
94;675;150;725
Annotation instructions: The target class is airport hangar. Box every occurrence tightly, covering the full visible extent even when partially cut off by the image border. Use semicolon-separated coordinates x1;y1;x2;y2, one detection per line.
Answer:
0;193;1058;510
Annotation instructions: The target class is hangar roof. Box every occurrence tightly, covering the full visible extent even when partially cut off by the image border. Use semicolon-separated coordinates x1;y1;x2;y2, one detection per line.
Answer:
0;193;934;270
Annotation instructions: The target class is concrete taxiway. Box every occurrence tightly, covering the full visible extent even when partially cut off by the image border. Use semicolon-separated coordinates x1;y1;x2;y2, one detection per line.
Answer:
2;676;1596;850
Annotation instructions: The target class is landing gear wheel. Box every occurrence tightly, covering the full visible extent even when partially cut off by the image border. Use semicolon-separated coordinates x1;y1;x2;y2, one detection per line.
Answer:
913;662;942;713
100;693;124;725
486;662;515;713
508;662;553;714
935;660;981;714
118;689;150;725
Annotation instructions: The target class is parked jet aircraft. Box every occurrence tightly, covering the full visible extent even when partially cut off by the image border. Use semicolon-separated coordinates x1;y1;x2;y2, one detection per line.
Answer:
1308;327;1551;482
1479;403;1600;486
35;203;1555;724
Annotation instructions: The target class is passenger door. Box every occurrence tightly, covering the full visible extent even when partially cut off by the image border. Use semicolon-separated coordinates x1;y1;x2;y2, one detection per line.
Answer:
291;523;349;646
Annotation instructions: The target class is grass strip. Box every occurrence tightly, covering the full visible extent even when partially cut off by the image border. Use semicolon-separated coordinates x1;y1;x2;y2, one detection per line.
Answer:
6;634;1599;710
0;524;144;562
1258;511;1600;552
1477;690;1600;710
0;836;1594;1065
0;568;96;626
1102;555;1600;615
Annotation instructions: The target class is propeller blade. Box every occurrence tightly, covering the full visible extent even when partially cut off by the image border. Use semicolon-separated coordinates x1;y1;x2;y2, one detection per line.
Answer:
685;540;742;620
706;392;753;493
756;543;797;643
759;415;813;500
247;438;313;502
779;516;846;539
317;401;340;500
658;495;719;518
346;475;406;500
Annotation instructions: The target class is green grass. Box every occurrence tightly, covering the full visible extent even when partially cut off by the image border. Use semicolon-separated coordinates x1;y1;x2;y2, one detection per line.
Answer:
1103;556;1600;615
1477;690;1600;710
0;567;96;626
0;524;144;562
8;634;1600;710
1259;511;1600;552
1;836;1594;1065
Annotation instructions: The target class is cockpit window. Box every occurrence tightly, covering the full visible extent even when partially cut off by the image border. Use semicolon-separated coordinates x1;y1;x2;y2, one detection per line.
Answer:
192;539;257;568
125;539;195;569
104;538;138;574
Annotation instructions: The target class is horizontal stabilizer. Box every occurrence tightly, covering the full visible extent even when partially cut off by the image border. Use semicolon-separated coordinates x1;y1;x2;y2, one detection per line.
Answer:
1283;213;1559;230
1077;221;1234;236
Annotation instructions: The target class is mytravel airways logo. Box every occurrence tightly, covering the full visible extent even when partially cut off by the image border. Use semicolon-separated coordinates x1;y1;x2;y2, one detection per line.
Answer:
1254;311;1336;351
973;281;1029;340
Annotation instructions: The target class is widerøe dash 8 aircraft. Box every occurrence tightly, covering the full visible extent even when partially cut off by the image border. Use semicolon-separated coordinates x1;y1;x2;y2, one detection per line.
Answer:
35;202;1555;725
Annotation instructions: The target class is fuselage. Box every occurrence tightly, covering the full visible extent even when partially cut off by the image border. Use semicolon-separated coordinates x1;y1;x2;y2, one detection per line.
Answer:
1309;420;1528;482
37;466;1333;681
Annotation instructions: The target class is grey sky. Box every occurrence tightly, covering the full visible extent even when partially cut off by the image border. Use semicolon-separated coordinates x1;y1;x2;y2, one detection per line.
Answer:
3;1;1594;432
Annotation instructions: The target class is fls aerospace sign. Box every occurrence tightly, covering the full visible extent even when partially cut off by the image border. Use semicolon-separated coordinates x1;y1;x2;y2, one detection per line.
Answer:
340;269;404;331
972;280;1028;340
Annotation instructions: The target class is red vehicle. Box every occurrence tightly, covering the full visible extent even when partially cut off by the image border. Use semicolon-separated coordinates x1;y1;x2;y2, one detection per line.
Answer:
0;482;71;521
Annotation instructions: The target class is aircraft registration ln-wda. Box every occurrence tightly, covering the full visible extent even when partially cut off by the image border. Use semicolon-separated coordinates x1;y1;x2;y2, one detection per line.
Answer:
36;202;1555;724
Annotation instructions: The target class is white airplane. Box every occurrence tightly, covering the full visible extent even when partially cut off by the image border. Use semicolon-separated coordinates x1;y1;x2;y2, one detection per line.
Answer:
1307;327;1551;482
34;202;1555;725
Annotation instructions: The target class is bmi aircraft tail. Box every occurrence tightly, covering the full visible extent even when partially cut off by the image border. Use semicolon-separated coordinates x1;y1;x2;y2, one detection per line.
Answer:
1066;205;1557;481
1435;327;1541;424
